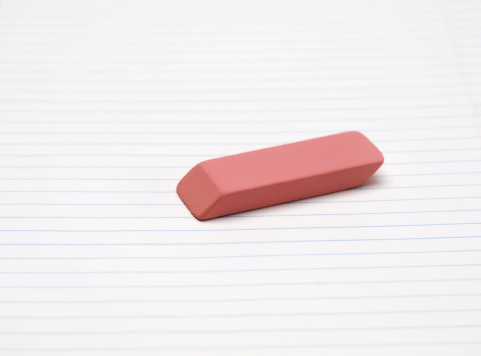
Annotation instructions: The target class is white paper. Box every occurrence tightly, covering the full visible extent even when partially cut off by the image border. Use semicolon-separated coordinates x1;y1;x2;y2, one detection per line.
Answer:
0;0;480;354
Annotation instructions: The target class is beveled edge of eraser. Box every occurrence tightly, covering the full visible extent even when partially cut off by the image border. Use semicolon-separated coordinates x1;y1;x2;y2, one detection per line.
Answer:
177;131;384;220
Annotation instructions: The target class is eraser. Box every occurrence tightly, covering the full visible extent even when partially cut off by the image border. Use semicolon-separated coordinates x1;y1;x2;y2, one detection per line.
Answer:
177;131;384;220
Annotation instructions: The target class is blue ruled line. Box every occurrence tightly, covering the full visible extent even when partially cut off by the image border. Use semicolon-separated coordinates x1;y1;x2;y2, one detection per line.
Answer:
0;171;480;180
1;279;480;289
0;125;476;134
0;178;179;181
0;209;478;219
1;196;481;206
0;92;473;103
1;250;480;260
1;293;481;303
1;235;478;246
0;160;479;168
0;103;476;113
1;342;481;352
1;308;481;319
0;264;479;274
0;136;479;145
0;325;480;335
0;222;480;232
0;184;479;193
0;147;480;157
0;113;475;124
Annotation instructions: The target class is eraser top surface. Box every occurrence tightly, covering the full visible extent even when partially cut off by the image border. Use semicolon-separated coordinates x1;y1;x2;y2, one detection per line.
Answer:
177;131;384;220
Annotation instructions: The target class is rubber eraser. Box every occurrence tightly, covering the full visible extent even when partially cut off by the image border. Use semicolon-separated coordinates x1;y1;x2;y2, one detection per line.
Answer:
177;131;384;220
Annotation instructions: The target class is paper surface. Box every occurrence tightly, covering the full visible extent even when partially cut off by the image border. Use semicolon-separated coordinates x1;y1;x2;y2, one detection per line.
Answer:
0;0;480;354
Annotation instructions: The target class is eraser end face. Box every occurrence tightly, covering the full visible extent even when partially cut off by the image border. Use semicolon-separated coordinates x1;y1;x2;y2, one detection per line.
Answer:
177;131;384;220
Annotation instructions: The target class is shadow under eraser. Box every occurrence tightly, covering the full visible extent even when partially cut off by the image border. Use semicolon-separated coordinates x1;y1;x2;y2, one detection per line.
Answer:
176;131;384;220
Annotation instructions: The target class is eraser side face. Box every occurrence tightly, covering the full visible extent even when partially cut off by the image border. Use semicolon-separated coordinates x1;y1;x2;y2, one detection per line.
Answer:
176;163;222;218
176;131;384;220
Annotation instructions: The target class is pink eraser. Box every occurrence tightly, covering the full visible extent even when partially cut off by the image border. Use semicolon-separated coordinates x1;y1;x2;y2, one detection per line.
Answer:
177;131;384;220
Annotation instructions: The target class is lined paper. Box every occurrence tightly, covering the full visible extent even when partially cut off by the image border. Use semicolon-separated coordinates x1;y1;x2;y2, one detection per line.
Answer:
0;0;480;354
